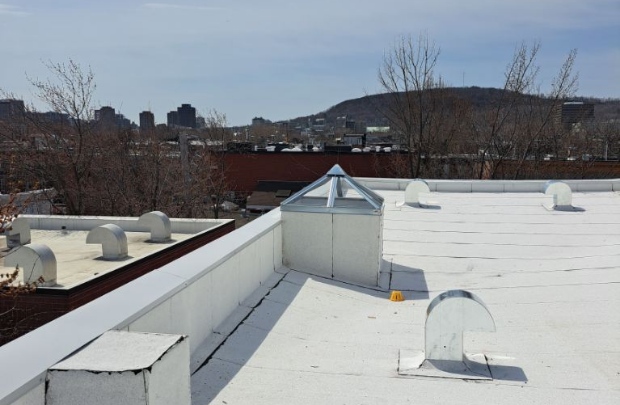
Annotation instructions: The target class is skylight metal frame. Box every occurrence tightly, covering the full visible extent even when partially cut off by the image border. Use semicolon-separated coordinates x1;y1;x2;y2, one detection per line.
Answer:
280;164;384;215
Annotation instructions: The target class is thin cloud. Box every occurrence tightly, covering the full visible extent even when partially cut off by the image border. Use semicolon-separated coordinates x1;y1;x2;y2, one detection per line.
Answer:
1;0;617;126
142;3;223;12
0;4;28;15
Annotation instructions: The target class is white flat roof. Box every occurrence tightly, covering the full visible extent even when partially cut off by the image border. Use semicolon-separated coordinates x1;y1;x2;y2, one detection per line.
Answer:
191;189;620;404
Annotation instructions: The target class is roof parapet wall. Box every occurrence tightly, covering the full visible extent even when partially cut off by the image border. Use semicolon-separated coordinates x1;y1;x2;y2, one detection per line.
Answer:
16;215;225;234
356;178;620;192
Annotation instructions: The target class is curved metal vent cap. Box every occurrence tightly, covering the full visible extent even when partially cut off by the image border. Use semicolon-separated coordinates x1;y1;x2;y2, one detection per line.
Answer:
280;164;384;215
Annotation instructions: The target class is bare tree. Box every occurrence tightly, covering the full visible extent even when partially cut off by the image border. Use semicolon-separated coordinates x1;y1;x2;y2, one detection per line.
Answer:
87;125;184;217
0;60;98;214
0;199;42;345
472;43;578;179
191;110;234;219
30;60;98;213
377;33;443;177
0;194;19;235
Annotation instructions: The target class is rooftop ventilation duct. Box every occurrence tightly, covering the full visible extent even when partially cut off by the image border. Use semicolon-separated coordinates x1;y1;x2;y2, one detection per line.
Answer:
86;224;128;260
5;243;57;286
404;179;430;206
397;179;439;209
281;164;384;286
543;181;582;211
425;290;495;361
6;217;31;248
399;289;496;380
47;331;190;405
137;211;172;242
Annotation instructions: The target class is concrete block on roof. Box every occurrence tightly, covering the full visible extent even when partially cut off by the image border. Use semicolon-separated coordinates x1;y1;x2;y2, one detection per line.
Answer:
46;330;190;405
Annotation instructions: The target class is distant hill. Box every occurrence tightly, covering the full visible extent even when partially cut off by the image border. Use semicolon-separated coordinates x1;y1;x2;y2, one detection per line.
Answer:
285;87;620;128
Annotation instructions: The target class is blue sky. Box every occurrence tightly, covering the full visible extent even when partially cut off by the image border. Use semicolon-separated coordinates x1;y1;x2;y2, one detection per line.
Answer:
1;0;618;126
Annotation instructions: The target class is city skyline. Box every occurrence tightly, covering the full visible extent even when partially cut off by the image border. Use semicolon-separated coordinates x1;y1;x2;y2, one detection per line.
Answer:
0;0;618;126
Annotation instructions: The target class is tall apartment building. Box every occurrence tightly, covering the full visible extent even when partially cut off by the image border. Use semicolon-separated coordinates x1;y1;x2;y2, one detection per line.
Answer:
116;113;131;129
557;101;595;128
139;111;155;131
95;106;116;128
167;111;179;127
168;104;196;128
94;106;131;130
252;116;267;126
0;99;25;121
177;104;196;128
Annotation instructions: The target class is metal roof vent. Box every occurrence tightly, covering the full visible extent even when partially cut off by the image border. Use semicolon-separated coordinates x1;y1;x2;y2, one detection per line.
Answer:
404;179;430;206
86;224;128;260
397;178;441;209
399;290;496;380
137;211;172;242
543;181;582;211
6;217;31;248
5;243;57;286
280;164;384;215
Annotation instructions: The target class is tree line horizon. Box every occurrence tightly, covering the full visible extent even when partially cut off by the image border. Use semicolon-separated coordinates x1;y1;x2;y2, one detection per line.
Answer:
0;33;618;218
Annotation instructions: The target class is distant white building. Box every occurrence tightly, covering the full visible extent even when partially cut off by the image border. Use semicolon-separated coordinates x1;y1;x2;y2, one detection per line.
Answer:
0;189;57;215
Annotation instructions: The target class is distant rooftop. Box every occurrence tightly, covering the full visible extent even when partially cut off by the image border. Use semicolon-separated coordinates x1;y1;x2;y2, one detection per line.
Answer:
0;230;195;289
0;215;231;289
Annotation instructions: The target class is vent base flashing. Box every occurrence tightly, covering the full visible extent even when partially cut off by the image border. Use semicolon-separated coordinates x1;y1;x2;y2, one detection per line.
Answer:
398;349;492;380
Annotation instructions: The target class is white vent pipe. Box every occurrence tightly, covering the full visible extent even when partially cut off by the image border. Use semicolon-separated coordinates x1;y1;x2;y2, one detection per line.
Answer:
137;211;171;242
86;224;128;260
544;181;573;210
6;217;31;248
404;179;430;206
425;290;495;361
5;243;57;286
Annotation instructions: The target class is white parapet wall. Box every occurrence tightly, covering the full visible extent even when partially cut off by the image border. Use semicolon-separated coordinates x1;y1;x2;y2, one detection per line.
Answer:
18;215;230;234
0;209;283;405
355;177;620;192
